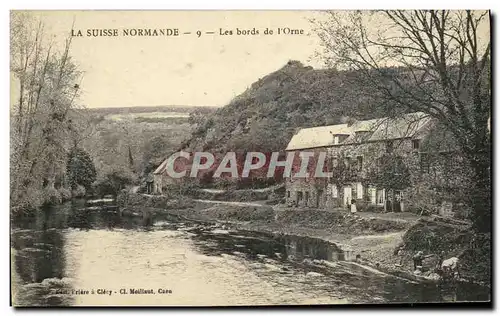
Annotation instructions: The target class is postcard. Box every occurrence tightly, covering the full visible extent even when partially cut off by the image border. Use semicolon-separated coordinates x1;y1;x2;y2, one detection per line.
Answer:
10;10;491;307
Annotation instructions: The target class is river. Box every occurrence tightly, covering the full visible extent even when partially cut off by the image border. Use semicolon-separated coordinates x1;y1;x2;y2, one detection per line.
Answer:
10;200;490;306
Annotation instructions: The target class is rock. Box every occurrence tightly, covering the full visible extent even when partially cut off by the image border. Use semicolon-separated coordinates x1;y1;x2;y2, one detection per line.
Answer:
211;229;229;235
320;260;338;268
20;247;51;255
306;271;323;277
263;263;281;271
33;243;54;250
41;277;73;288
302;258;314;265
426;273;441;281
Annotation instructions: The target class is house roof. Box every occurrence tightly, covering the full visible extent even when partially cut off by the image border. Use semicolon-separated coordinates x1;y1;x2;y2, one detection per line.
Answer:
153;158;169;175
285;112;432;150
285;123;351;150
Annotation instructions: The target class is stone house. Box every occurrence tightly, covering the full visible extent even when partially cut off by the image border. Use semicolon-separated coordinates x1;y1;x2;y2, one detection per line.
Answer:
284;112;465;215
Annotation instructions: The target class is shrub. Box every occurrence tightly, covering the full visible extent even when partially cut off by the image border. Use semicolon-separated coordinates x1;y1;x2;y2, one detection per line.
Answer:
12;189;45;215
67;147;97;190
365;204;385;213
93;167;138;197
72;184;86;198
58;187;72;201
44;187;62;205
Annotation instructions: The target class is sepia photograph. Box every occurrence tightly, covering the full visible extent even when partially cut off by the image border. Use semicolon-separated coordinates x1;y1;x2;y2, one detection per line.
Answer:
9;9;491;307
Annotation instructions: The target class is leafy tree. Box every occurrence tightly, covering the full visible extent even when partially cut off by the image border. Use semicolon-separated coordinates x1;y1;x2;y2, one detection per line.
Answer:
10;12;83;210
66;147;97;190
93;167;137;198
313;10;491;232
367;154;411;191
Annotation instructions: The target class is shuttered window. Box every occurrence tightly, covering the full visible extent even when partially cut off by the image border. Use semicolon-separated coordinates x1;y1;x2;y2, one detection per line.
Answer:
356;182;363;199
331;184;338;198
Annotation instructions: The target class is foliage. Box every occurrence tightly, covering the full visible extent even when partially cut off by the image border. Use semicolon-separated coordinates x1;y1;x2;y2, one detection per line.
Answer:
10;12;85;212
81;113;192;180
313;10;491;232
93;167;138;197
403;220;490;283
184;60;390;155
43;187;62;205
366;154;411;190
66;147;97;190
58;187;72;201
71;184;86;198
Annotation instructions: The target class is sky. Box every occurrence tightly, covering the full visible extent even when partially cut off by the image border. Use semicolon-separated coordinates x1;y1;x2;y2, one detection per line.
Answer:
21;11;324;108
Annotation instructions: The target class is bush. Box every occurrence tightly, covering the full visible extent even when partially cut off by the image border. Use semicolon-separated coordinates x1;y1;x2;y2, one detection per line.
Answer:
72;185;86;198
93;167;138;197
44;187;62;205
58;187;72;201
365;204;385;213
67;147;97;190
12;189;45;215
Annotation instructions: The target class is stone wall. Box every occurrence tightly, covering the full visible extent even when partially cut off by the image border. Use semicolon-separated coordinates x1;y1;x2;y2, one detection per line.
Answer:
285;134;467;215
285;179;327;208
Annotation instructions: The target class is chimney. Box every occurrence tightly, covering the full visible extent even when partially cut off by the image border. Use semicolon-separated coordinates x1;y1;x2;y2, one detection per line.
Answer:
340;116;357;127
346;117;357;127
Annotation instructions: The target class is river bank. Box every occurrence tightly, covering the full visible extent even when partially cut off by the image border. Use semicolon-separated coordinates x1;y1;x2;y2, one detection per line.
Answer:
162;203;411;273
117;192;490;288
118;193;415;278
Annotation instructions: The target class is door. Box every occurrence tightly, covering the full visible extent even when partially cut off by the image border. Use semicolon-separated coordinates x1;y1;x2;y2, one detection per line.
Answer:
343;186;352;207
369;187;377;204
316;189;324;207
297;191;303;206
394;191;403;212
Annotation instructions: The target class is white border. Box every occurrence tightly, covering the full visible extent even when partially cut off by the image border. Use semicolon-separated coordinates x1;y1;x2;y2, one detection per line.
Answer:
2;1;498;316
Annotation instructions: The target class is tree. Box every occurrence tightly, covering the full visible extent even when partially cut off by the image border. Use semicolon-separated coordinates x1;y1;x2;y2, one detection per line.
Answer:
66;147;97;190
368;154;411;191
313;10;491;232
10;12;84;210
93;167;137;198
366;154;411;211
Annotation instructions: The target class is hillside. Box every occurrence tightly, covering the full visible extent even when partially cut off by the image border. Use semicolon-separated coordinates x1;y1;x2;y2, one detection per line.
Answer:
182;60;392;154
79;106;217;182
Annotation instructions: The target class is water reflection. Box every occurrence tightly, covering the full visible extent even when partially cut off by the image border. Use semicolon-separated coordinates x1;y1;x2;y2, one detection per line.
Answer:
11;201;491;306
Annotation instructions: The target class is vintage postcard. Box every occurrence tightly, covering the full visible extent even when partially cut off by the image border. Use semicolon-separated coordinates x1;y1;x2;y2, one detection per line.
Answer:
10;10;491;307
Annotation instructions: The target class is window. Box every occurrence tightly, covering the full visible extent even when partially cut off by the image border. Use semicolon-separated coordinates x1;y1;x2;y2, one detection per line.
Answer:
331;184;338;198
395;191;403;202
297;191;303;202
305;191;310;204
386;141;394;153
287;191;290;198
345;156;352;169
377;189;385;205
412;139;421;151
368;187;377;204
420;153;430;173
331;157;339;168
356;182;363;199
357;156;363;171
393;157;404;176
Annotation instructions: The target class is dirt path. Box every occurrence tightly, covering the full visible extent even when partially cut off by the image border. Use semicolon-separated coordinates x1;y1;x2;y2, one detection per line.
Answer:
193;199;265;207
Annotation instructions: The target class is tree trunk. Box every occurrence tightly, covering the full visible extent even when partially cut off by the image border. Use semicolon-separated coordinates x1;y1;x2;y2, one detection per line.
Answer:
468;155;491;233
